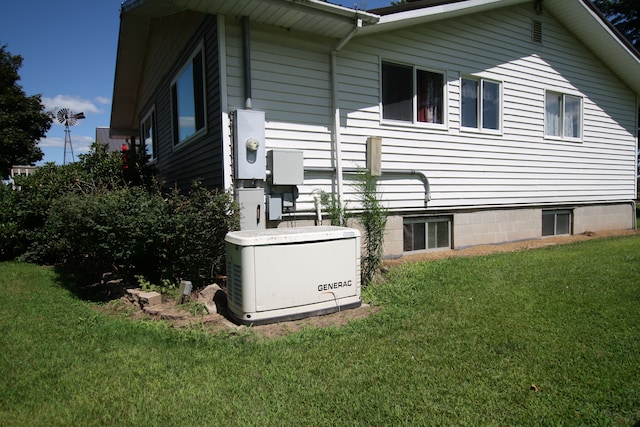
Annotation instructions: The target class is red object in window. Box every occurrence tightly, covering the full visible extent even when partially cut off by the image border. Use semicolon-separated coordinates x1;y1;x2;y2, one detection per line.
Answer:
122;144;129;169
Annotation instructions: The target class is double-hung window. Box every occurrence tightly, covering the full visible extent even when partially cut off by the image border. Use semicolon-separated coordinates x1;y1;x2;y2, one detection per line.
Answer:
382;61;445;125
141;109;156;161
545;91;582;140
461;77;501;131
171;46;206;145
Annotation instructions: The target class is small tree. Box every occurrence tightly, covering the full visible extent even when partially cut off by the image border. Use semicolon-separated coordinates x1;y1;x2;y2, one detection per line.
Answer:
353;171;387;286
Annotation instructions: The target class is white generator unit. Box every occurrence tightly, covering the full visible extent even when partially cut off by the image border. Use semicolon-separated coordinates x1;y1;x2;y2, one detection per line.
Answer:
225;226;361;325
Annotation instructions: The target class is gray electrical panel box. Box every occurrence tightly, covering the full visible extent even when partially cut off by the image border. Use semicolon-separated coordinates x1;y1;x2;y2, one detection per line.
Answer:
234;110;266;180
235;188;265;230
268;150;304;185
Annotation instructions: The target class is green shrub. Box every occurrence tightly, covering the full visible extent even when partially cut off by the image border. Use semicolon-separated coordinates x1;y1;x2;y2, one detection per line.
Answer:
42;184;238;287
0;183;20;259
2;143;156;262
165;182;239;285
1;143;238;288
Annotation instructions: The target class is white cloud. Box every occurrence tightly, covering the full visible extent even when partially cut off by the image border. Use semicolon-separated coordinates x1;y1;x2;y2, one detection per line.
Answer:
38;134;94;153
95;96;111;105
42;95;103;117
38;135;64;148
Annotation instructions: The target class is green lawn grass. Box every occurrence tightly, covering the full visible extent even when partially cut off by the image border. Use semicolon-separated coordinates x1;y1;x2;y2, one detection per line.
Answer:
1;236;639;425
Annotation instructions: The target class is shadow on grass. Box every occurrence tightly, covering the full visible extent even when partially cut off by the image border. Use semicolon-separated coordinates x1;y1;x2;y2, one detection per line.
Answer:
51;263;239;326
53;265;129;303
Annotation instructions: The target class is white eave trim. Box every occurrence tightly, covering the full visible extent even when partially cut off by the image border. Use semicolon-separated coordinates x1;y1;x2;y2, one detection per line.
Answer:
285;0;379;24
545;0;640;95
359;0;528;35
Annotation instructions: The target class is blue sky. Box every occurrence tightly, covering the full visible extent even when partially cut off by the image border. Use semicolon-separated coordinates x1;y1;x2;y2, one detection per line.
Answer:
0;0;393;165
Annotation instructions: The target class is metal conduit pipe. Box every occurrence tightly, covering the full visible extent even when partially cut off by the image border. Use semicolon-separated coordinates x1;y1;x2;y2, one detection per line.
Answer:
242;16;252;110
305;166;431;206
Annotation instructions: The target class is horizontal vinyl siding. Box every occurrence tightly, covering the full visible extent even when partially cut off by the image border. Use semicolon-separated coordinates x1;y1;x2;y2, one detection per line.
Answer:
337;3;637;211
143;15;224;190
225;20;336;210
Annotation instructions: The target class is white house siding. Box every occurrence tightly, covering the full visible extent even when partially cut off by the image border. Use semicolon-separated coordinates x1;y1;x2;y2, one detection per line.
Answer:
221;5;636;253
338;3;637;212
224;19;341;212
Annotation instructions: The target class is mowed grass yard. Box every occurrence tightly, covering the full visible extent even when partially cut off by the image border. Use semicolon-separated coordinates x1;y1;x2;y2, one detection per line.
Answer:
1;235;639;426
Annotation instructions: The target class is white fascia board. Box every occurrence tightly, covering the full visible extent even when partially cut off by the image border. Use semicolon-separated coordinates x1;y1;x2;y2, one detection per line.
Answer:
546;0;640;95
288;0;379;24
358;0;528;35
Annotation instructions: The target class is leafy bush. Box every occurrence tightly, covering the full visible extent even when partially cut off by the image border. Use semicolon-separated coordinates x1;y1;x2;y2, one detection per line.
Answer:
0;143;238;287
41;182;237;287
0;183;20;259
165;182;239;285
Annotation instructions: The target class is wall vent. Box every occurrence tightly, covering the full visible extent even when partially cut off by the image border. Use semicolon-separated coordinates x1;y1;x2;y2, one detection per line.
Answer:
532;19;543;43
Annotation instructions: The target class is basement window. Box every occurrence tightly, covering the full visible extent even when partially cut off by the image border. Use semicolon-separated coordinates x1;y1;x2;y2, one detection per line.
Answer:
542;209;572;236
171;45;206;145
403;216;451;252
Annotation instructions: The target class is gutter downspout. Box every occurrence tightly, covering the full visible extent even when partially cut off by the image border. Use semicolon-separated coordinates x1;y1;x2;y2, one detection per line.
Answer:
330;18;362;219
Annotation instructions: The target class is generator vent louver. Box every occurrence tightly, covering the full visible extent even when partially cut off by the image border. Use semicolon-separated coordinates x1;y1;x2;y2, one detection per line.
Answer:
532;19;543;43
227;263;242;307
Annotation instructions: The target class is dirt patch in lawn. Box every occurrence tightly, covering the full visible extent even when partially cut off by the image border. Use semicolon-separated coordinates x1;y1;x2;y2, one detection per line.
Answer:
96;229;639;338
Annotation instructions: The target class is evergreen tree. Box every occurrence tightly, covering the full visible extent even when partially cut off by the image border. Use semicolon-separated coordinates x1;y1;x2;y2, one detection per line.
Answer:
592;0;639;48
0;44;52;179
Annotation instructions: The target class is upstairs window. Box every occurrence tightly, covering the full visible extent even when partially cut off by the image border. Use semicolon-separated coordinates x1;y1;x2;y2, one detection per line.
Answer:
141;109;156;161
382;61;444;125
171;47;206;145
461;77;501;131
545;91;582;140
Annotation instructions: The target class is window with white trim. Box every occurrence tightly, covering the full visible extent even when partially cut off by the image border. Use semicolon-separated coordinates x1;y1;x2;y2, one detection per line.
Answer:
382;61;445;125
171;46;206;145
545;91;582;139
461;77;501;131
542;209;572;236
403;217;451;252
141;109;156;161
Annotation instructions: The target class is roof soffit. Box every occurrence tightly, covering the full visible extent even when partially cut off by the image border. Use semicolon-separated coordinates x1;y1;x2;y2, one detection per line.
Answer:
111;0;379;134
544;0;640;95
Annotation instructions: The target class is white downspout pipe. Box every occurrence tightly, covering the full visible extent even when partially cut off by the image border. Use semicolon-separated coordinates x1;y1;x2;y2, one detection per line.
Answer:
330;19;361;222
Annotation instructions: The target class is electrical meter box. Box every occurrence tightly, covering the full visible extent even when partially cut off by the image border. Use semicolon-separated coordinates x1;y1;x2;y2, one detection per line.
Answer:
234;109;265;180
225;226;361;325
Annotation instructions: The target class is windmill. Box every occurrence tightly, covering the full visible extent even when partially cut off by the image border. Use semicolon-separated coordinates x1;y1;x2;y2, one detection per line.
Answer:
56;108;85;164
